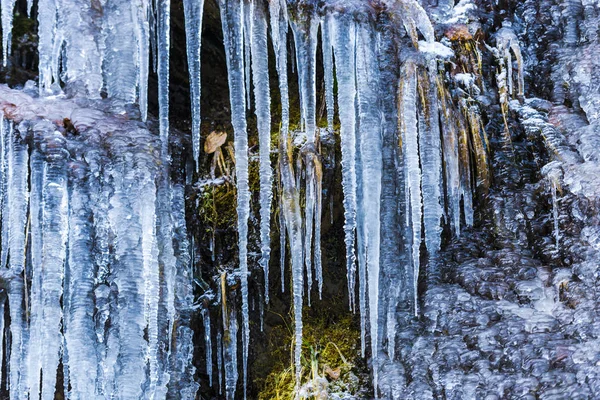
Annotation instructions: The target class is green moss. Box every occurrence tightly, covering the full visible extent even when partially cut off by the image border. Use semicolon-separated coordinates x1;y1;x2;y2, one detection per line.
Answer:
197;183;237;230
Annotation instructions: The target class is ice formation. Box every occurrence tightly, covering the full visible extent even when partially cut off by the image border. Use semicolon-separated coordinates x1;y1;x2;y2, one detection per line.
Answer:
0;86;198;398
3;0;600;398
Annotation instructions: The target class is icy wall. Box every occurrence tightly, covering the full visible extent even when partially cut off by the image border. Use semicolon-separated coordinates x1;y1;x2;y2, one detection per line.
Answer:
1;0;600;398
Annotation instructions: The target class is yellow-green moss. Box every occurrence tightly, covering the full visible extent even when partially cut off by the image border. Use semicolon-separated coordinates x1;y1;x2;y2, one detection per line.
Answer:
258;310;362;400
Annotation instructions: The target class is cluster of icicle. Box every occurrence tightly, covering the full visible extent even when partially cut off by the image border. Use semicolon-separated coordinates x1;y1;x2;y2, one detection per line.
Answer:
196;0;494;397
0;86;198;398
1;0;172;152
0;0;502;397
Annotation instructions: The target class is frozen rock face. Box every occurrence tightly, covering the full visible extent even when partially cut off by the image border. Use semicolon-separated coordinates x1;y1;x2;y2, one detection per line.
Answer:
0;85;198;399
2;0;600;398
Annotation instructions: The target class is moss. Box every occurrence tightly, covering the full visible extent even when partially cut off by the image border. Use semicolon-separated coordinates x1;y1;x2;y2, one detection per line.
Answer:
197;183;237;230
257;310;366;400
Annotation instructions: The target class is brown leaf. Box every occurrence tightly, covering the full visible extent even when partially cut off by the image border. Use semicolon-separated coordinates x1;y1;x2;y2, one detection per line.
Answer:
204;131;227;154
324;366;340;380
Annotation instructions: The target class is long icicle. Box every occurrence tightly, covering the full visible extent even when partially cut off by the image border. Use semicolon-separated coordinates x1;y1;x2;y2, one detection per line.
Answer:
419;62;443;283
331;15;358;312
269;0;304;387
183;0;206;168
321;14;335;132
400;60;422;316
135;0;151;120
290;4;320;302
250;0;273;304
6;121;30;400
1;0;16;66
156;0;171;157
356;22;383;395
218;0;250;397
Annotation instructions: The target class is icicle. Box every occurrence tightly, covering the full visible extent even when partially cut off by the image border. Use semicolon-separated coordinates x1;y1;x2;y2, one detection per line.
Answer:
419;62;443;282
224;311;238;400
107;157;150;399
135;0;151;120
243;0;252;109
217;330;224;395
291;5;322;302
551;181;560;252
1;0;16;66
250;0;273;304
103;0;141;102
321;15;335;131
27;124;67;400
456;106;474;227
544;166;563;252
156;173;178;398
37;0;59;94
218;0;250;396
399;60;422;316
387;0;435;47
331;16;358;311
378;24;402;362
0;296;4;387
440;85;461;236
169;183;199;399
279;205;286;293
465;104;489;191
270;0;304;386
65;161;98;399
0;117;8;271
356;22;383;394
183;0;206;167
202;307;213;387
140;179;160;398
157;0;171;156
56;0;104;97
313;157;323;298
6;121;30;400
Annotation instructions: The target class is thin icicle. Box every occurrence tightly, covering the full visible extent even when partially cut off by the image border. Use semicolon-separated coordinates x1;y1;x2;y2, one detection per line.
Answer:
250;0;273;304
217;330;224;395
279;204;286;293
0;117;8;271
243;0;252;109
0;297;4;387
183;0;206;167
440;85;461;236
202;307;213;387
135;0;151;120
313;156;323;298
218;0;250;396
37;0;59;94
157;0;171;157
321;15;335;131
331;16;358;311
224;311;238;400
140;179;160;398
399;60;422;316
1;0;16;66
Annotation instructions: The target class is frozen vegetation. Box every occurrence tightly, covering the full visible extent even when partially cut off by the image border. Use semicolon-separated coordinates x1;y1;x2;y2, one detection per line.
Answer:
1;0;600;398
